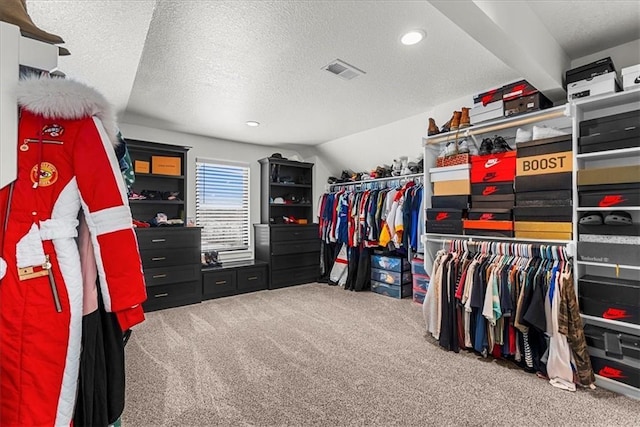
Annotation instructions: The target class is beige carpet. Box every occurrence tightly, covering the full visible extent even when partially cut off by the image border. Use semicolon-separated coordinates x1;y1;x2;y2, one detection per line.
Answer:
123;283;640;426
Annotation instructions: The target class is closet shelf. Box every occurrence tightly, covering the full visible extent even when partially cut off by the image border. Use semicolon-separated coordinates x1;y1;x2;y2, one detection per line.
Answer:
575;260;640;271
328;173;423;189
581;314;640;335
423;232;574;246
576;146;640;160
270;182;312;188
593;374;640;400
576;207;640;211
423;104;569;145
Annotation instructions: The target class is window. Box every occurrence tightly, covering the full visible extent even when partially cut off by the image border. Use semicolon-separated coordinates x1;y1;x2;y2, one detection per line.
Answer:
196;158;250;253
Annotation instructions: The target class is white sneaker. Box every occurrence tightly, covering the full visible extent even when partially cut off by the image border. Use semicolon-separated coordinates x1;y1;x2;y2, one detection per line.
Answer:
515;128;532;143
445;141;458;157
532;125;568;140
457;138;470;154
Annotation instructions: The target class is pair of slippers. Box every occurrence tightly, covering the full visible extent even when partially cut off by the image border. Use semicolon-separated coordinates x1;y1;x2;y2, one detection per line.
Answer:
579;211;633;225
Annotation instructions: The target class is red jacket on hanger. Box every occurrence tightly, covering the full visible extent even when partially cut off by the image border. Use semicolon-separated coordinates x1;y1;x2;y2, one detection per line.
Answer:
0;75;146;426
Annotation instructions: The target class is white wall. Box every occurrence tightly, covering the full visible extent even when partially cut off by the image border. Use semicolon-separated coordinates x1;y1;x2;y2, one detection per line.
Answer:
570;39;640;71
118;123;307;256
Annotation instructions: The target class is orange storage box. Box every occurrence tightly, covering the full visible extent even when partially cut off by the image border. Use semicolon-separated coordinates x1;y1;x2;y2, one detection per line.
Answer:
151;156;181;176
463;219;514;231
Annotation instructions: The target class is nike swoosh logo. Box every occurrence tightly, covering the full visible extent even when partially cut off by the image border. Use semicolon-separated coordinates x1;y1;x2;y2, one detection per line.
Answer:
602;308;632;320
599;195;626;207
482;186;498;196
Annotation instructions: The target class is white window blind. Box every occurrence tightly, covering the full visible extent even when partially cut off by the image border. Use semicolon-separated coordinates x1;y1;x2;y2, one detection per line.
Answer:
196;158;250;252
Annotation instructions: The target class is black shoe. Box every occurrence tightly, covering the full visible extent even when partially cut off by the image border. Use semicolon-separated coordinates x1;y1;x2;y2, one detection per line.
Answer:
479;138;493;155
491;135;512;154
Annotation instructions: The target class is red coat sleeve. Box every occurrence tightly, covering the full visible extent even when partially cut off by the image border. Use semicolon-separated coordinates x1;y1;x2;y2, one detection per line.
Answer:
74;117;147;330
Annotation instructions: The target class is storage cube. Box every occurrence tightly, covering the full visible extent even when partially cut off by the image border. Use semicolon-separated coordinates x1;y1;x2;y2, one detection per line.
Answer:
413;274;429;292
370;255;410;272
411;257;428;276
370;268;412;285
413;289;426;305
371;281;412;299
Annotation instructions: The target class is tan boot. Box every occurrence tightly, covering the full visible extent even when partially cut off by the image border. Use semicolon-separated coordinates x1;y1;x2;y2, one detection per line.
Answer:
459;107;471;128
450;111;462;130
428;118;440;136
0;0;65;45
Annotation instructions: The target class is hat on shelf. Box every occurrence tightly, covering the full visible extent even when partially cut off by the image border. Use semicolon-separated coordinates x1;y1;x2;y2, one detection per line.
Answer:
270;153;287;160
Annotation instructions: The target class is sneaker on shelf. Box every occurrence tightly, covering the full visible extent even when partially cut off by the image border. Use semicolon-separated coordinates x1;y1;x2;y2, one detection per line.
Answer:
479;138;493;156
491;135;512;154
579;212;603;225
515;128;532;143
604;211;633;226
444;141;458;157
128;192;146;200
457;138;470;154
532;125;568;140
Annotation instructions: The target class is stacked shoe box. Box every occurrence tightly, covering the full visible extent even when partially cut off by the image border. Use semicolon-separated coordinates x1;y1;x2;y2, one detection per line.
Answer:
466;144;516;237
370;254;412;299
470;86;504;125
503;80;553;118
411;256;429;305
621;64;640;91
583;323;640;390
514;131;573;240
566;57;620;102
428;163;471;235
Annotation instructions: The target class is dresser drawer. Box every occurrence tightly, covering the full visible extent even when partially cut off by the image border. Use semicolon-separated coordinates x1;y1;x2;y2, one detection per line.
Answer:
135;228;200;250
237;266;268;292
271;252;319;270
272;239;319;256
143;280;201;312
271;225;318;242
202;270;236;298
271;265;318;289
139;246;200;268
144;264;200;287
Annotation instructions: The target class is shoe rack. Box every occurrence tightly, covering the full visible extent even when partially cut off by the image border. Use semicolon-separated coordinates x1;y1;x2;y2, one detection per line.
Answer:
570;88;640;399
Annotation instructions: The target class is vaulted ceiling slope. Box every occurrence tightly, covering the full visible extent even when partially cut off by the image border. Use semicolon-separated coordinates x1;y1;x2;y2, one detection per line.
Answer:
27;0;640;147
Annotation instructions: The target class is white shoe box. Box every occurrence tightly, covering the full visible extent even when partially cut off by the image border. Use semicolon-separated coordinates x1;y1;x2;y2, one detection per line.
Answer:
429;163;471;182
621;64;640;91
567;71;620;101
470;100;504;124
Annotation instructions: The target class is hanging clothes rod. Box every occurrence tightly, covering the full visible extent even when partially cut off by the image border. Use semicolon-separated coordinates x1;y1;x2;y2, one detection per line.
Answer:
425;236;574;260
328;172;424;190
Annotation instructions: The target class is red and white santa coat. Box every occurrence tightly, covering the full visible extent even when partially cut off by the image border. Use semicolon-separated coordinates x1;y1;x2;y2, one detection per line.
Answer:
0;76;147;426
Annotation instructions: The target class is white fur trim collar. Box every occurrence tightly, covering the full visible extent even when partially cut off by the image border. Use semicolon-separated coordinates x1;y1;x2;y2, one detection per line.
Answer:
17;75;119;147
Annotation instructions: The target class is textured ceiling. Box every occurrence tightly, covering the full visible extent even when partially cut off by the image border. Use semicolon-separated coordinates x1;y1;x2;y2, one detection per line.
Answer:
21;1;640;147
528;0;640;58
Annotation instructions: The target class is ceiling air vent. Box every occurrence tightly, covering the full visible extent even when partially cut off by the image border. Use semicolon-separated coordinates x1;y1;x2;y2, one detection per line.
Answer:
323;59;366;81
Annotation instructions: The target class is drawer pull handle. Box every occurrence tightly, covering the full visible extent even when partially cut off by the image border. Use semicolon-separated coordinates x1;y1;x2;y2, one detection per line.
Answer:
247;276;258;281
215;280;227;285
151;239;166;243
152;274;167;279
151;257;166;261
154;293;169;298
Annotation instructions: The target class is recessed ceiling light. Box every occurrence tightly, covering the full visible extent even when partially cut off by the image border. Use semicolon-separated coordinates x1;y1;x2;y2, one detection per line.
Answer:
401;30;425;46
246;121;260;127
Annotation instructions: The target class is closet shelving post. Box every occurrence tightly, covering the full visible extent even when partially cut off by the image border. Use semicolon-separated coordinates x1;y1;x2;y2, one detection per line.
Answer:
571;88;640;399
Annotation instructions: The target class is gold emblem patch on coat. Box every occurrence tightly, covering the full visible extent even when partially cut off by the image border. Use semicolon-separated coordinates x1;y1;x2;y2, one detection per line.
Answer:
30;162;59;187
42;124;64;137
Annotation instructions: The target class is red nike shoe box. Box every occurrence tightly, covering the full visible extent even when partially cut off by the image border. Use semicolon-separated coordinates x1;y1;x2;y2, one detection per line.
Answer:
471;182;514;196
468;209;512;221
578;183;640;208
579;275;640;325
502;79;539;101
584;323;640;389
426;208;464;234
471;152;516;183
463;220;513;233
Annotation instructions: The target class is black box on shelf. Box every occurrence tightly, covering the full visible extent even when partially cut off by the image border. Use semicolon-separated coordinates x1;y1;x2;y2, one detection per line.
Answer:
504;92;553;117
584;323;640;361
578;241;640;266
426;220;463;235
516;134;572;157
471;194;515;209
515;172;572;192
578;182;640;208
431;195;470;210
468;208;512;221
513;206;573;222
463;229;515;238
427;208;464;221
471;182;514;196
565;57;617;86
579;275;640;325
578;110;640;154
502;79;539;101
579;223;640;237
516;190;573;206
